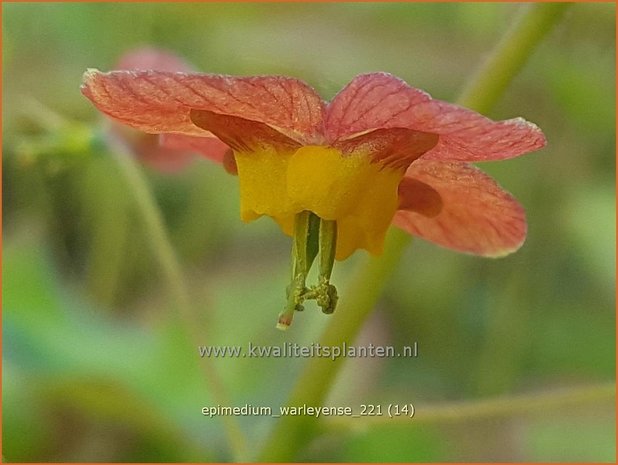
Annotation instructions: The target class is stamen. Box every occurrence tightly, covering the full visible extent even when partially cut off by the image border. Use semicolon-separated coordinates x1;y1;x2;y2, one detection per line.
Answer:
277;211;320;330
277;213;339;329
316;219;338;314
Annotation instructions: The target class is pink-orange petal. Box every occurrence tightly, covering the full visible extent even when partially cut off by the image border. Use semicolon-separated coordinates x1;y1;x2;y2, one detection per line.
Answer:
159;134;231;164
189;109;302;153
409;101;547;161
393;160;527;257
397;177;443;218
324;72;431;142
324;73;546;162
81;70;326;143
334;128;438;170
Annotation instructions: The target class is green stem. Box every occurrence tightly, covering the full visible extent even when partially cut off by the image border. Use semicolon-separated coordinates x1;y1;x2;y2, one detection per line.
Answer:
322;382;615;430
258;3;570;462
84;158;130;307
457;2;571;112
106;134;249;462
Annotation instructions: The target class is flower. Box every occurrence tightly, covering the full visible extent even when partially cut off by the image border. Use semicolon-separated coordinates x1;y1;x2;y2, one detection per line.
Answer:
81;70;545;328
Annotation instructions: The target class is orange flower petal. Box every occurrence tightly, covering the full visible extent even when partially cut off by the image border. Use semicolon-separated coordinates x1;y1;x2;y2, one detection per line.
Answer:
409;101;546;162
397;177;443;218
324;73;545;162
189;109;302;153
334;128;438;170
324;72;431;141
81;70;326;144
393;160;526;257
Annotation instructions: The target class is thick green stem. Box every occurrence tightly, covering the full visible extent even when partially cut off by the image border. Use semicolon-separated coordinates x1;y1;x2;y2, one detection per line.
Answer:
84;158;130;307
106;134;249;462
458;3;570;112
258;3;570;462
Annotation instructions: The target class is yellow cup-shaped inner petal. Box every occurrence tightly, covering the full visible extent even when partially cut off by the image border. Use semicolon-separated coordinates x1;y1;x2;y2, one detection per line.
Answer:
235;146;291;222
234;145;404;260
286;146;370;220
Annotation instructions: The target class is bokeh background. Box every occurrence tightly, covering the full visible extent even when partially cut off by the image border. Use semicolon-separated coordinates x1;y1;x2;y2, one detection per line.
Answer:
2;2;615;462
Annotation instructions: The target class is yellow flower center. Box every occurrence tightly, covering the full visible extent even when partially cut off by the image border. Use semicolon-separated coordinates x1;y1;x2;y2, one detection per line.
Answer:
234;145;404;260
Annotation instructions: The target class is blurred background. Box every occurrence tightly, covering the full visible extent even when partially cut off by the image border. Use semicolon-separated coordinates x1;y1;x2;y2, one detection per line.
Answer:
2;2;615;462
